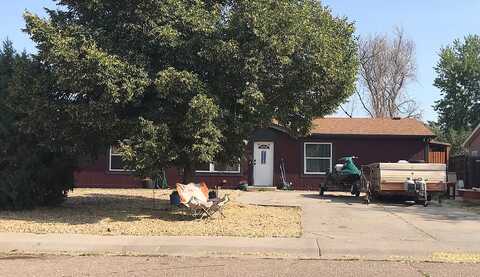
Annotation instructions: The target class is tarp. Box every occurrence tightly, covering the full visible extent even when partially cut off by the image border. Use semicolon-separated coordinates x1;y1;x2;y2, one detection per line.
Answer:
176;182;209;205
340;157;361;176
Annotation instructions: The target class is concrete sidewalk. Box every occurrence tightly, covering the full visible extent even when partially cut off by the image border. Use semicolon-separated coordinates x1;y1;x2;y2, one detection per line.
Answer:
0;233;319;258
1;232;478;261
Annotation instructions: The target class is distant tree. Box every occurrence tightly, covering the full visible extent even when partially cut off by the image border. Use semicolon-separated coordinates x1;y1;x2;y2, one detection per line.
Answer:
24;0;358;182
357;28;420;118
433;35;480;132
428;121;469;156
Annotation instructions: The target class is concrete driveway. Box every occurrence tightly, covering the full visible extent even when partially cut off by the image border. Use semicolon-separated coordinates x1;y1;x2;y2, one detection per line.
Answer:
237;191;480;259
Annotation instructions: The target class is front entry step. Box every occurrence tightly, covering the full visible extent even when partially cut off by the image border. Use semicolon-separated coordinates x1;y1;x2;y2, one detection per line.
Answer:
246;186;277;192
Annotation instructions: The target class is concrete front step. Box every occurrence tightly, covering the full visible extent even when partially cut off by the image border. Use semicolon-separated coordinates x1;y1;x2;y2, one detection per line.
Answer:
245;186;277;192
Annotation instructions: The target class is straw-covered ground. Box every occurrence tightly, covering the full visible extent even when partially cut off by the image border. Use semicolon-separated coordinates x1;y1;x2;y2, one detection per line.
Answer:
0;189;302;238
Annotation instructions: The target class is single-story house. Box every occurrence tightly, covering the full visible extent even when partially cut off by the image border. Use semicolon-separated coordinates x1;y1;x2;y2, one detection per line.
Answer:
454;123;480;193
74;117;449;190
464;123;480;157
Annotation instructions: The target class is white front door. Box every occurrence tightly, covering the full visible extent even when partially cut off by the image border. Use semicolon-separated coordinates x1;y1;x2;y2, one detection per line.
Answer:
253;141;274;186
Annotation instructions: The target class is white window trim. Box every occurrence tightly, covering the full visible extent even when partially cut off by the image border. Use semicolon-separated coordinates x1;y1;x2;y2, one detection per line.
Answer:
304;142;332;175
196;162;241;174
108;146;133;172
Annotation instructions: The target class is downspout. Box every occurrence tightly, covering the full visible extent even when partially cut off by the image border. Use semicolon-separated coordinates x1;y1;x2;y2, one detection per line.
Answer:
424;137;430;163
445;145;450;167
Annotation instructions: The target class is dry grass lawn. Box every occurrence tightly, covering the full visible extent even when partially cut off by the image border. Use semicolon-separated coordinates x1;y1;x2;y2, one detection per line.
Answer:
432;252;480;263
0;189;302;238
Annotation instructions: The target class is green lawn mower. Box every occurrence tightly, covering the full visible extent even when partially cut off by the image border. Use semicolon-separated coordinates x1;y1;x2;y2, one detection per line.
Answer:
320;156;361;197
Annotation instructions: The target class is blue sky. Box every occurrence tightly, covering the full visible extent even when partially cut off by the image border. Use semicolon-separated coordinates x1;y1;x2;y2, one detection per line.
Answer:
1;1;479;121
324;0;480;121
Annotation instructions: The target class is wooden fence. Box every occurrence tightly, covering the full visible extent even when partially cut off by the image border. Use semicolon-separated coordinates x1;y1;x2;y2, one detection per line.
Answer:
429;151;447;164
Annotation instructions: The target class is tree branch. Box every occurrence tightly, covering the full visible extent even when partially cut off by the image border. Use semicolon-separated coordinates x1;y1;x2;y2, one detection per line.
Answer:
339;105;353;118
355;89;374;117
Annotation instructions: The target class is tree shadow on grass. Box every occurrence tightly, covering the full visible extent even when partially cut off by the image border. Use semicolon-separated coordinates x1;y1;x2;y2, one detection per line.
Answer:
0;193;198;225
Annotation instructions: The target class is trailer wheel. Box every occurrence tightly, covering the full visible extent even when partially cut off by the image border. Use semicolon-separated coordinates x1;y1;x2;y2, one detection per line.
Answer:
351;183;360;197
364;194;371;204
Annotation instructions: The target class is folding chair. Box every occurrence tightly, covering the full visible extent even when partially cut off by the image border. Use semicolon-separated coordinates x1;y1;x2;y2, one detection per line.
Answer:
176;182;230;219
188;194;230;219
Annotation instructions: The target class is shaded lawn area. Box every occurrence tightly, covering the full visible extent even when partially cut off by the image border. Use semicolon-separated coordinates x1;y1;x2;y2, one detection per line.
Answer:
0;189;302;238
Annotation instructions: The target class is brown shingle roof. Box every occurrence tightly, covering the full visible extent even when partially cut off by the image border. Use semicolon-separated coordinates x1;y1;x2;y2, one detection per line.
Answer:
310;117;435;137
464;123;480;148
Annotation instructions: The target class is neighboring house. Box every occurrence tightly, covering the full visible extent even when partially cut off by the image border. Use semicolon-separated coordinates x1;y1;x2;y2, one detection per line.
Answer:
463;124;480;157
455;124;480;189
74;117;448;190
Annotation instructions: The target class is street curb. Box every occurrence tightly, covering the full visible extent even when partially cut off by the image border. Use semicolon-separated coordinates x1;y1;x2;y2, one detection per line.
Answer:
0;233;319;259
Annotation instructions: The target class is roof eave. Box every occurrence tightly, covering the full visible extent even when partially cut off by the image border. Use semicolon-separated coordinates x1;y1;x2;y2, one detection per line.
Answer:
430;140;451;146
463;123;480;148
268;124;297;138
307;133;435;139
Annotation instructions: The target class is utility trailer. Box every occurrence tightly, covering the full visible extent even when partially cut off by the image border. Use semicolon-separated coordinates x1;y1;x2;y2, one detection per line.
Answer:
361;163;447;206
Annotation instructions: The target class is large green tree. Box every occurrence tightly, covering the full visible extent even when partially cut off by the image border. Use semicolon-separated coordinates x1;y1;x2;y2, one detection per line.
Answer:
24;0;358;182
434;35;480;132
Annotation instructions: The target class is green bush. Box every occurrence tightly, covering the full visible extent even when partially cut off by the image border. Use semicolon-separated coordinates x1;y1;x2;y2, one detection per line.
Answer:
0;148;75;210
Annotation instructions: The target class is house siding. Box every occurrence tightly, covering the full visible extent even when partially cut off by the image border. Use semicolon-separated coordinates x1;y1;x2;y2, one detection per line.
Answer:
271;132;427;190
75;127;433;190
468;131;480;154
74;155;142;188
465;130;480;188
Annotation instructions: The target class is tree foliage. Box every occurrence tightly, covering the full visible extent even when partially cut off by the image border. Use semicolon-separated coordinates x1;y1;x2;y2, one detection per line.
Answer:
428;122;469;156
434;35;480;132
431;35;480;155
0;40;76;209
24;0;358;182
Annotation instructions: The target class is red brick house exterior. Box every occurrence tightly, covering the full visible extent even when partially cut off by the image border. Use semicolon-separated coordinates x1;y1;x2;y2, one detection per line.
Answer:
464;124;480;156
74;118;447;190
459;124;480;189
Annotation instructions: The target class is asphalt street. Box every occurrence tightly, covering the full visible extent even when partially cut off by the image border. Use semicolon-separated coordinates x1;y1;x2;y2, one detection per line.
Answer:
1;254;479;277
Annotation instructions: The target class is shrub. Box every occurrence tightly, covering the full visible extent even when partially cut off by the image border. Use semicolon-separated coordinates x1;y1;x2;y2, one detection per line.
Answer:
0;147;75;210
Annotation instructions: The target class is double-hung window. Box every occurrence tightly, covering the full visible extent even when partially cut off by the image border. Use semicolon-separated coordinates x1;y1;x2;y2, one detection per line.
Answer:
109;146;132;172
304;142;332;174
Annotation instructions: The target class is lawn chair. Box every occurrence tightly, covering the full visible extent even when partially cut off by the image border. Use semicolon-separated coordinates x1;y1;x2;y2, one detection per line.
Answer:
176;182;230;219
187;194;230;219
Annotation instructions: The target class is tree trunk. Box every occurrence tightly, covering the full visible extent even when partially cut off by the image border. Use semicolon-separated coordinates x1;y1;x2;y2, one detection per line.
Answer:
182;163;196;184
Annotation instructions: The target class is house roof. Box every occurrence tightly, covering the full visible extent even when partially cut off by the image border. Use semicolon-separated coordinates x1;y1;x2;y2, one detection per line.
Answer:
309;117;435;137
430;140;451;146
463;123;480;148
